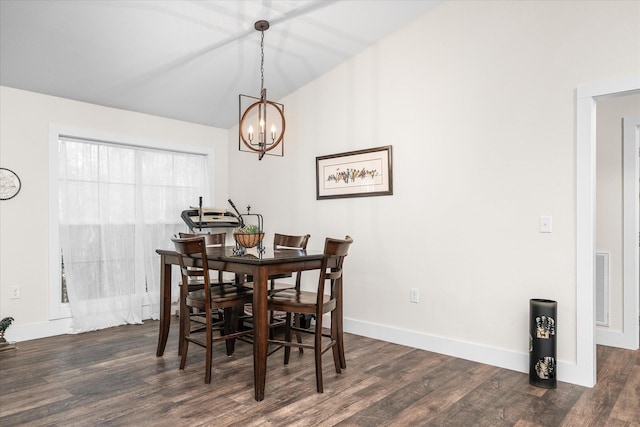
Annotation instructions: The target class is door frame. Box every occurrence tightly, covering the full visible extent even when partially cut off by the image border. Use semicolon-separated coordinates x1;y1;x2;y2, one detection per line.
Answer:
595;115;640;349
620;115;639;349
576;77;640;387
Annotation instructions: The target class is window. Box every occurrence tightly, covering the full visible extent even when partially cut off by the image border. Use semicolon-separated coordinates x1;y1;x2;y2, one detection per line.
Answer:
49;129;213;330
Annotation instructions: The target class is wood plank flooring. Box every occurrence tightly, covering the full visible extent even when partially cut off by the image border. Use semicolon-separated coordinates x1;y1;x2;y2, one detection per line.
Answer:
1;318;638;426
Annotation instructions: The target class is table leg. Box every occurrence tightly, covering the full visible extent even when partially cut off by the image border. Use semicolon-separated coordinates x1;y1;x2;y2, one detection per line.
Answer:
156;254;172;357
253;267;268;401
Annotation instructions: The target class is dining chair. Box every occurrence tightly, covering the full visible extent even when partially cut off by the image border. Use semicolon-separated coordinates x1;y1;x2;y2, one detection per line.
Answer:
172;235;253;384
270;233;311;347
243;233;311;293
267;235;353;393
269;233;311;293
242;233;310;346
177;232;234;356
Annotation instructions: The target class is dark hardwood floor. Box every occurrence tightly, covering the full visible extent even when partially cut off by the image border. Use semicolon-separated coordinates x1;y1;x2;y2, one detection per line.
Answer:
1;318;638;426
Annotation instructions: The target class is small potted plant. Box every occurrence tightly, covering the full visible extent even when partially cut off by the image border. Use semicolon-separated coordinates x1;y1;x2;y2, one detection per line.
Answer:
0;317;16;352
233;224;264;248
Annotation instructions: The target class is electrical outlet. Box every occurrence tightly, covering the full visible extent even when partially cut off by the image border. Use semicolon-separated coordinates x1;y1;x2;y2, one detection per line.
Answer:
10;285;20;299
410;288;419;303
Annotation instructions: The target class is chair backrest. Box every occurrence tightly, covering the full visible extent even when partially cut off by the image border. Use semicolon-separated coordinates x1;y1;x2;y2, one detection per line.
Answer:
171;235;213;301
274;233;310;250
316;235;353;312
179;232;226;247
274;233;311;289
178;232;226;282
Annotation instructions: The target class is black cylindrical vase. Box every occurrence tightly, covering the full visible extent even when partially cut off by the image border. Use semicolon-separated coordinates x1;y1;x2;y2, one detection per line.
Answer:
529;299;557;388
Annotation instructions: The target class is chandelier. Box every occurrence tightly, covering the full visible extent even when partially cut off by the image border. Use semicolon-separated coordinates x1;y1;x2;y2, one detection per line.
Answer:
239;20;285;160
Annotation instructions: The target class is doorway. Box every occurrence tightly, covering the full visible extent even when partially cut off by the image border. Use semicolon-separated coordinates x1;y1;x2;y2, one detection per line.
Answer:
577;78;640;387
595;96;640;350
620;115;640;347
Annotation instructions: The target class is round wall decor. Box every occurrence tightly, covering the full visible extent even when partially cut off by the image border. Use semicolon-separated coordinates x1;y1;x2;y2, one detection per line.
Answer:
0;168;21;200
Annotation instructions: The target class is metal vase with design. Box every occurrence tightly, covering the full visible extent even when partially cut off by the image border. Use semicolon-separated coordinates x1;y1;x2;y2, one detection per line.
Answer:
529;299;557;388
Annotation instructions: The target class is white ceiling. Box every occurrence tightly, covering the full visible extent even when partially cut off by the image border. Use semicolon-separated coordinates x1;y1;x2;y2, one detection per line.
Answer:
0;0;442;129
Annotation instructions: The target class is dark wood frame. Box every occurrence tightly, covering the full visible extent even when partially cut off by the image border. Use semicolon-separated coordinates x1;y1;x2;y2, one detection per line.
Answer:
316;145;393;200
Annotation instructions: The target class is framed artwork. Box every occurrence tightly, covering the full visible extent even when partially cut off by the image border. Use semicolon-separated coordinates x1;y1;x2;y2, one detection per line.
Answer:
316;145;393;200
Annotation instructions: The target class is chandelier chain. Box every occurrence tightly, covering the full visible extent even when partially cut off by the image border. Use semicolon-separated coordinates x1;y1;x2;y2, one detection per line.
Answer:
260;30;265;93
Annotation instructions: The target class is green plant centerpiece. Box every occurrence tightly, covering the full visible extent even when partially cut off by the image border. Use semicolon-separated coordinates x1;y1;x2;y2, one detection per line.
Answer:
233;224;265;249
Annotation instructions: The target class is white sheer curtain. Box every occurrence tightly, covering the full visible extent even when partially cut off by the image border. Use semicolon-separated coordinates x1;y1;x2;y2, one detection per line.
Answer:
141;149;210;320
59;137;209;333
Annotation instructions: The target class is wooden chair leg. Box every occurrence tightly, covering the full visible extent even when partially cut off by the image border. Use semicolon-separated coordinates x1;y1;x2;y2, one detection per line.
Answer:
223;307;237;356
331;310;341;374
179;320;189;371
293;313;304;354
205;308;213;384
268;310;276;340
178;285;187;356
268;281;276;341
179;342;189;370
334;301;346;369
284;312;292;364
337;283;347;369
314;318;324;393
338;338;346;369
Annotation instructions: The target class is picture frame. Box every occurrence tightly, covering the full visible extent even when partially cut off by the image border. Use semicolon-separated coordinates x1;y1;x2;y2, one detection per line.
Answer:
316;145;393;200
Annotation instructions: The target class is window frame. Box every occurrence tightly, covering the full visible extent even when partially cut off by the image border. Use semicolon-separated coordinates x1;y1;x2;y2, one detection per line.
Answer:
48;125;215;320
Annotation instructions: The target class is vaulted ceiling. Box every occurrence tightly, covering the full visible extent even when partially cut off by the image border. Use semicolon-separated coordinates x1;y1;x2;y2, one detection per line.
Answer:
0;0;442;128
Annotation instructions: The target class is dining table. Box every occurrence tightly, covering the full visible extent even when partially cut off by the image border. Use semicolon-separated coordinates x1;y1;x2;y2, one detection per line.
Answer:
155;244;341;402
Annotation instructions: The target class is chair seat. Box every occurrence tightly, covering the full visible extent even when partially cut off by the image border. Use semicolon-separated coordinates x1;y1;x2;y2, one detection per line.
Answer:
186;285;253;307
243;303;286;319
246;272;292;282
182;278;234;287
181;280;249;296
241;280;295;294
268;289;333;313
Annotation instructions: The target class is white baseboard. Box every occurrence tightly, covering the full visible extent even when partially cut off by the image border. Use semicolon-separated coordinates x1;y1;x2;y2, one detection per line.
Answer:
5;303;159;343
6;314;592;387
596;327;639;350
344;317;592;388
4;318;73;343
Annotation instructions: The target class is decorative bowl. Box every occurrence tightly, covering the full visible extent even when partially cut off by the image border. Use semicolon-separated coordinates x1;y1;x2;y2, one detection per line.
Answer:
233;232;265;248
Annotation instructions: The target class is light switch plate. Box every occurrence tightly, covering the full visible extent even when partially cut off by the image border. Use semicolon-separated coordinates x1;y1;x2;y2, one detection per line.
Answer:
540;216;552;233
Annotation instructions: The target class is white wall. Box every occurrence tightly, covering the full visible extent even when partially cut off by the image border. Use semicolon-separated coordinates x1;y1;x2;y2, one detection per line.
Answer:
229;0;640;386
596;93;640;332
0;86;229;337
1;0;638;388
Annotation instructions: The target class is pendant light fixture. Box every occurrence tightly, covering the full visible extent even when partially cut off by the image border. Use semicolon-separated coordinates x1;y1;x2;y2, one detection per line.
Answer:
239;20;285;160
